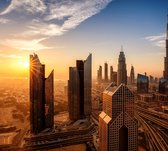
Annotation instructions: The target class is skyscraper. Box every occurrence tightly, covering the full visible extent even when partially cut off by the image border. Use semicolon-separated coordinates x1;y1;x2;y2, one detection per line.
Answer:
117;51;127;86
137;74;149;93
30;54;54;134
97;65;102;83
68;54;92;120
164;15;168;80
99;83;138;151
99;65;102;81
110;65;113;82
130;65;135;84
104;62;108;82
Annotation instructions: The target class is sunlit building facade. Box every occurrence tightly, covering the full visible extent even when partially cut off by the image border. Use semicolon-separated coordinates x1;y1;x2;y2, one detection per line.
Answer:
68;54;92;120
99;83;138;151
30;54;54;133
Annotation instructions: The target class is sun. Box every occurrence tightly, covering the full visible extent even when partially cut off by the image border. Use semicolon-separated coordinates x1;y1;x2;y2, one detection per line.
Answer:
17;61;29;69
23;61;29;68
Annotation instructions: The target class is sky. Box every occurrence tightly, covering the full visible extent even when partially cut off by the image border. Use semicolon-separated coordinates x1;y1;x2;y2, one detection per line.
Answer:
0;0;168;80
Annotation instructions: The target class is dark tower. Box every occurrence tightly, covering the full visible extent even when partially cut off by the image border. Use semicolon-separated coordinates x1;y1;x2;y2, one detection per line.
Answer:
30;54;54;134
68;54;92;120
104;62;108;82
110;65;113;82
130;65;135;84
117;50;127;85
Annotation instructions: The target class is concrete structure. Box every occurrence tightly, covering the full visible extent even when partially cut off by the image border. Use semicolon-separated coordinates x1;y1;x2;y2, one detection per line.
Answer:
68;54;92;120
99;83;138;151
30;54;54;134
117;51;127;86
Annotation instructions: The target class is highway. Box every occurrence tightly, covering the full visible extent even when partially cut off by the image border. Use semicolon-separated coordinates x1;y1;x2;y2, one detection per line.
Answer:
135;105;168;151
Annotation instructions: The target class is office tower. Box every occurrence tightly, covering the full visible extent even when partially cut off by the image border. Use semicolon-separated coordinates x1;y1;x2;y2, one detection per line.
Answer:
110;66;113;82
137;74;149;93
30;54;54;134
68;54;92;120
117;51;127;85
99;83;138;151
130;65;135;84
104;62;108;82
97;65;102;83
164;15;168;80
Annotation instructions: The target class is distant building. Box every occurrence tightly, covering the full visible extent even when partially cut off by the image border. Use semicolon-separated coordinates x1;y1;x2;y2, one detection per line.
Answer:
99;83;138;151
30;54;54;134
117;51;127;85
68;54;92;120
104;62;108;82
110;66;113;82
149;75;154;83
97;65;102;83
130;65;135;84
112;71;117;84
137;74;149;93
159;78;168;95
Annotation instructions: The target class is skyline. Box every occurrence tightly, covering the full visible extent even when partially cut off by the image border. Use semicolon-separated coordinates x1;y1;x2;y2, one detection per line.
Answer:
0;0;168;79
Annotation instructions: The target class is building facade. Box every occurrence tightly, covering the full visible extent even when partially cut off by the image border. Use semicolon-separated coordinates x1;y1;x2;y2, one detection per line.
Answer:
117;51;127;86
99;83;138;151
68;54;92;120
30;54;54;134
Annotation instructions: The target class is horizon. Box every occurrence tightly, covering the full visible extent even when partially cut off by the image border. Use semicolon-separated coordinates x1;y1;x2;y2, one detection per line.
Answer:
0;0;168;80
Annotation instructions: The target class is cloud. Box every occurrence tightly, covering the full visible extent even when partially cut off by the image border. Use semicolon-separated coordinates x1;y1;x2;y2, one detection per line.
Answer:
0;38;52;51
1;0;112;37
145;33;166;48
0;54;23;58
0;18;9;24
0;0;46;15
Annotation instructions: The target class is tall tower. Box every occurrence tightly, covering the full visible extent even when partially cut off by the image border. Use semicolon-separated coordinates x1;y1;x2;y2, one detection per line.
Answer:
117;51;127;85
104;62;108;82
164;15;168;80
99;65;102;82
99;83;138;151
110;65;113;82
68;54;92;120
97;65;102;83
30;54;54;134
130;65;135;84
